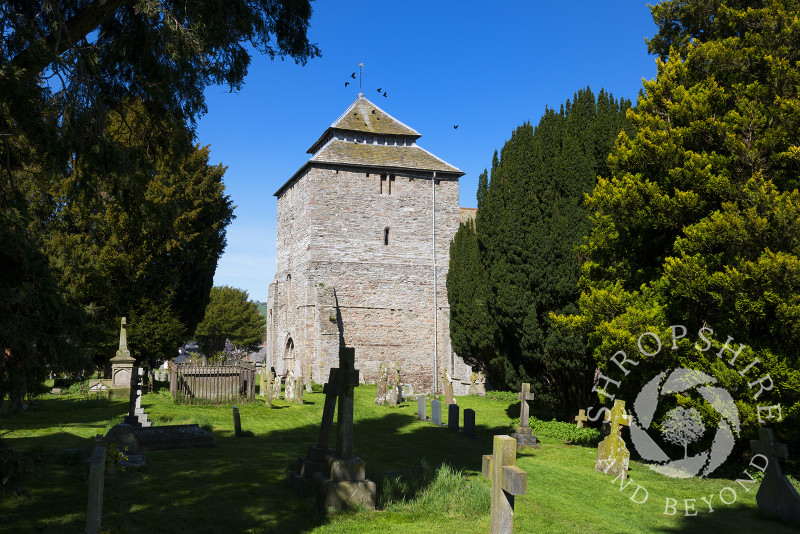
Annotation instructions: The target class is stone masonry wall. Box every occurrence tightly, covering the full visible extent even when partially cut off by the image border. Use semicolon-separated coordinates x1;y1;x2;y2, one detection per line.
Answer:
269;164;472;393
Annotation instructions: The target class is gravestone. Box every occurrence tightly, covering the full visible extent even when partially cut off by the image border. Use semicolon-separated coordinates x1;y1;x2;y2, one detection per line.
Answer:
574;409;588;428
374;362;389;405
265;371;275;407
448;403;460;432
295;375;304;405
512;383;539;449
443;369;456;405
387;362;401;406
292;345;375;510
595;399;630;479
305;364;313;392
464;409;477;438
271;373;282;401
109;317;135;399
86;446;106;534
284;370;296;403
475;372;487;397
232;406;242;437
482;435;528;534
417;397;427;421
750;427;800;527
260;365;267;397
431;399;443;426
122;368;151;427
468;372;478;396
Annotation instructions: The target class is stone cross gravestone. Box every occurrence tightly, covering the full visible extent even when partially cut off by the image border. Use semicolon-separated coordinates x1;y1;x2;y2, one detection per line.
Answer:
271;373;282;401
123;367;151;427
305;364;313;392
86;446;106;534
417;397;427;421
312;346;376;510
482;435;528;534
468;372;478;395
595;399;631;479
574;409;588;428
375;362;389;405
512;383;539;449
443;369;456;405
431;399;443;426
448;403;460;432
476;372;487;397
285;370;296;403
464;408;477;438
750;427;800;527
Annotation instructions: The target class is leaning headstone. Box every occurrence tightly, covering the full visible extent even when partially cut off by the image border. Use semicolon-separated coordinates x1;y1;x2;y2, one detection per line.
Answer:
374;362;389;405
305;364;313;393
464;409;477;438
750;427;800;527
285;370;296;403
265;371;275;407
443;369;456;405
476;372;487;397
482;435;528;534
123;367;151;427
448;403;460;432
271;373;282;401
232;406;242;437
595;399;631;479
431;399;443;426
86;446;106;534
310;346;376;510
468;372;478;396
574;409;588;428
417;397;427;421
512;383;539;449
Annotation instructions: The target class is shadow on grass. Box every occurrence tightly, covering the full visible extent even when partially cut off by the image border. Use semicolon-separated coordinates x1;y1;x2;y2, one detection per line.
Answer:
652;501;798;533
1;401;514;533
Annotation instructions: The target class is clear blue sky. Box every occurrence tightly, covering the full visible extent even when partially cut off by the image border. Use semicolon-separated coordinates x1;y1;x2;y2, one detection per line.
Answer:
197;1;660;302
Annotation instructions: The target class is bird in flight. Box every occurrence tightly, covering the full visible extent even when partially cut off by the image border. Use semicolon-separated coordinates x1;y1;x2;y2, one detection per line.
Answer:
453;125;459;130
350;72;356;79
377;88;382;92
345;81;350;87
382;92;387;97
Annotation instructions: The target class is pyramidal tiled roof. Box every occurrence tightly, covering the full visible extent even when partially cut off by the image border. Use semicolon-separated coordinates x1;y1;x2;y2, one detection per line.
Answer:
275;94;463;196
307;94;420;154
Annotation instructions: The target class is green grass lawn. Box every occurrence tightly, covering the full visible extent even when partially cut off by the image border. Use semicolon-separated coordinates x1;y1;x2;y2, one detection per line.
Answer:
1;384;797;533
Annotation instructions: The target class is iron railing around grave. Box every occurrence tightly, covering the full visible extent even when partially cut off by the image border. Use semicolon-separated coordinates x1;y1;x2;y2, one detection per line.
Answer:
168;359;256;405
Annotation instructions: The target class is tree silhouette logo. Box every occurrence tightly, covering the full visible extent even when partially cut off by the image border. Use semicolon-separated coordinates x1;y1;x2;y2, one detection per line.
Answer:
629;368;740;479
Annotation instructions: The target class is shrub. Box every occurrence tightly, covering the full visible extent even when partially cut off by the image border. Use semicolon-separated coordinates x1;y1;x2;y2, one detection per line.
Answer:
486;390;517;402
511;416;601;446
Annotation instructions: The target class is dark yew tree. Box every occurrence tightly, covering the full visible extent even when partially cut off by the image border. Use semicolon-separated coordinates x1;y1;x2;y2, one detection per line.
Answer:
450;88;630;415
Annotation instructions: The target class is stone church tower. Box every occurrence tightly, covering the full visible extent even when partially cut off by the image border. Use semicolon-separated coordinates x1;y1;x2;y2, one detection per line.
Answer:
267;93;473;393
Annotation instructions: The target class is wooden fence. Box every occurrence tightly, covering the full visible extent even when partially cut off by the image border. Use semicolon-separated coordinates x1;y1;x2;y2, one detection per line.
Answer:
169;360;256;405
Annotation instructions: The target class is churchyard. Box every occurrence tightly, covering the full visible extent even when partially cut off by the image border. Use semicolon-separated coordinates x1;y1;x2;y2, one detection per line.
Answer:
2;381;799;534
